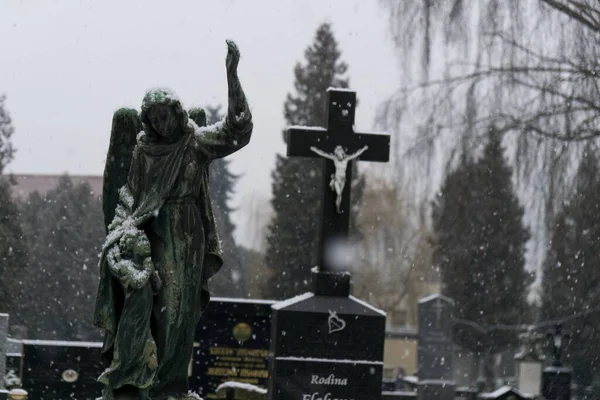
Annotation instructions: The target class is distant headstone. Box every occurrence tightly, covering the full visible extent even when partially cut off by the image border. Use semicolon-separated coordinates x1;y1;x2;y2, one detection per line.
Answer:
0;314;8;389
541;366;571;400
191;297;273;399
417;294;455;400
21;340;103;400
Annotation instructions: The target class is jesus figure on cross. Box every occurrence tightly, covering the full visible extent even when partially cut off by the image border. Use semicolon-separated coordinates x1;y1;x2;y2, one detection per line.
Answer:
310;145;368;214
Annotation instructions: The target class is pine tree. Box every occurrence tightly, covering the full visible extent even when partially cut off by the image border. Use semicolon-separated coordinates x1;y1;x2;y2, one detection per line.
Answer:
15;175;104;339
432;128;531;385
0;95;15;174
262;23;363;300
0;179;28;314
205;105;244;297
0;95;27;320
541;148;600;385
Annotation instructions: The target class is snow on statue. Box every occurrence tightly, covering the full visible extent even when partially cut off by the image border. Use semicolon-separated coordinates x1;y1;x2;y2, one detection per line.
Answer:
310;145;368;213
93;40;253;400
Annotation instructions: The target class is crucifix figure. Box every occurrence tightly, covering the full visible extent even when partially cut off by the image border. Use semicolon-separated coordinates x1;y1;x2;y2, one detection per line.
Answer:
286;88;390;272
310;145;368;213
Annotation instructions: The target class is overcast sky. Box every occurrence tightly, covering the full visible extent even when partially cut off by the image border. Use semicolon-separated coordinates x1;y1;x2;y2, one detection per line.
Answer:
0;0;398;247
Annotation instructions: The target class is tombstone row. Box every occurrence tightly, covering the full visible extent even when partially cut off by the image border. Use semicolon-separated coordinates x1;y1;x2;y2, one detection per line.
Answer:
1;294;542;400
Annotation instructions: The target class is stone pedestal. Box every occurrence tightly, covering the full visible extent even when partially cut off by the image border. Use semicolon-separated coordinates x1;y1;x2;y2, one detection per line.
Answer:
269;270;386;400
416;295;455;400
541;366;571;400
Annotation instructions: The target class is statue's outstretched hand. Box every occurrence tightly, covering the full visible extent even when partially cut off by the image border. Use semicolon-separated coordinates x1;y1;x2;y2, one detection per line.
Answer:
226;39;240;75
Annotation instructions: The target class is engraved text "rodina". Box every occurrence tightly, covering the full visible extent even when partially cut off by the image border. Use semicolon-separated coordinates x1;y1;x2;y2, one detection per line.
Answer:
310;374;348;385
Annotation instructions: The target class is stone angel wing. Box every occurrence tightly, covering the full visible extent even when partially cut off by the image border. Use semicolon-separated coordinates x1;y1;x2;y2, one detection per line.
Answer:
102;108;142;233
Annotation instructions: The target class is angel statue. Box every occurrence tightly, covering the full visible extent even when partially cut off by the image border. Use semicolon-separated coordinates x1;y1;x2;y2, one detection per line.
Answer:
93;40;253;400
309;145;368;214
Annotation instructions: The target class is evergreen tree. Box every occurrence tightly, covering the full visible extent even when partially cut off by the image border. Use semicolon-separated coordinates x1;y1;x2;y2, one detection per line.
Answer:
262;23;363;299
541;148;600;385
0;95;28;320
15;175;104;339
0;95;15;174
0;179;28;315
432;128;531;385
205;105;244;297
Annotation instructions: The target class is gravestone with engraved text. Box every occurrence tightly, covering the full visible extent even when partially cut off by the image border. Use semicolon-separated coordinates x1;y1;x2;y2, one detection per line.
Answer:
269;282;386;400
191;297;273;400
417;294;455;400
269;88;390;400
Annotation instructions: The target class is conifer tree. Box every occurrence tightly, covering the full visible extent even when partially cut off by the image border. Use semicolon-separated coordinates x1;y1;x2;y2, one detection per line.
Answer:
0;95;27;320
0;179;27;315
432;128;531;385
16;176;104;339
205;106;244;297
542;148;600;385
262;23;363;299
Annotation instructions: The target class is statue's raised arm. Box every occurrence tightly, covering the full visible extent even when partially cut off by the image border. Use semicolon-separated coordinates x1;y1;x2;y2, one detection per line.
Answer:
193;40;253;159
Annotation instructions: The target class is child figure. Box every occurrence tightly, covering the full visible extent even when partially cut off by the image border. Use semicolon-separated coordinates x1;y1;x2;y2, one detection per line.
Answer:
107;228;161;293
99;228;161;400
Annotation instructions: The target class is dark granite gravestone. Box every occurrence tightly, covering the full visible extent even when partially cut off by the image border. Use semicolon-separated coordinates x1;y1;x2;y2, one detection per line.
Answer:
269;88;390;400
541;366;571;400
191;297;274;400
0;389;6;400
0;314;7;388
20;340;103;400
417;294;455;400
269;271;386;400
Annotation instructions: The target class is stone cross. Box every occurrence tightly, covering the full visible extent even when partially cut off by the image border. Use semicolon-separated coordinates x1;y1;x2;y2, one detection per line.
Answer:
286;88;390;271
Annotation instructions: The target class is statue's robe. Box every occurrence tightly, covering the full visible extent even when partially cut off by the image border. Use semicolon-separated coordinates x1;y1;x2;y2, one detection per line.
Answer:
93;112;253;397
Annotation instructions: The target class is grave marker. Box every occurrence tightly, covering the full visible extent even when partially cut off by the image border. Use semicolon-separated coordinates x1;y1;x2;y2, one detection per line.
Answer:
191;297;273;399
20;340;103;400
286;88;390;273
270;88;390;400
417;294;455;400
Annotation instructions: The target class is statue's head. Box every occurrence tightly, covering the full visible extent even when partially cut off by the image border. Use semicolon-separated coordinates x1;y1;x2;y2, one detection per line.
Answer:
140;88;193;142
334;145;346;160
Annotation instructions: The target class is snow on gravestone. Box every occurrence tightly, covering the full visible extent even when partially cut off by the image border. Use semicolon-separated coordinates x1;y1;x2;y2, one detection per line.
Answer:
416;294;455;400
190;297;273;399
0;314;7;389
269;283;387;400
20;340;103;399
